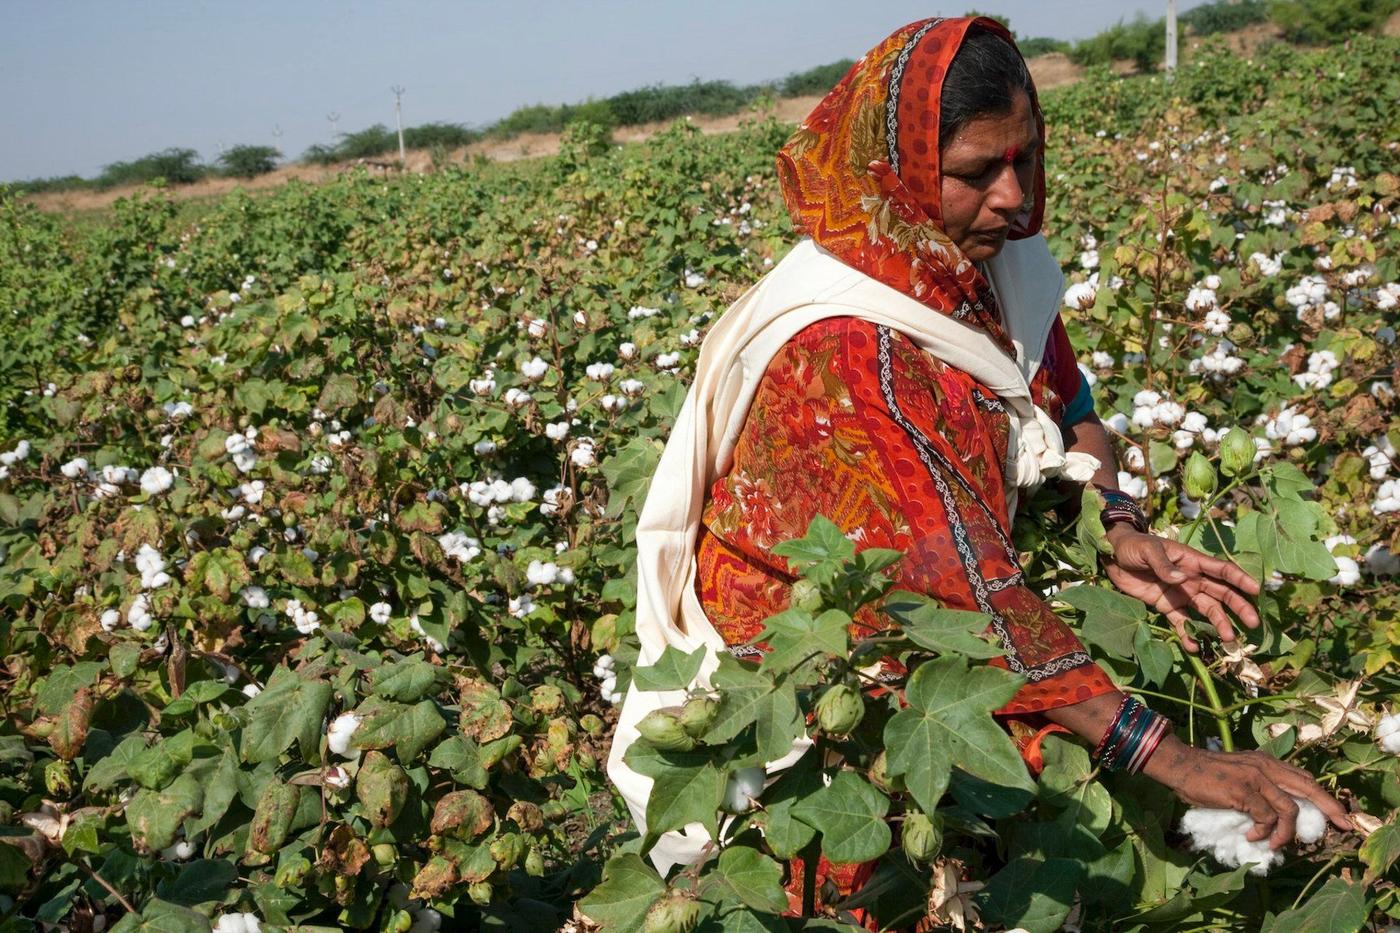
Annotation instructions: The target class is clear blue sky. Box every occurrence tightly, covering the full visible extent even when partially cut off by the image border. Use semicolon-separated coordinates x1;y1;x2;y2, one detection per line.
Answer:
1;0;1209;182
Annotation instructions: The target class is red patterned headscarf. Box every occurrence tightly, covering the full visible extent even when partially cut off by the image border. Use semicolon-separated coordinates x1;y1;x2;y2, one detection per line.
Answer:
775;17;1045;357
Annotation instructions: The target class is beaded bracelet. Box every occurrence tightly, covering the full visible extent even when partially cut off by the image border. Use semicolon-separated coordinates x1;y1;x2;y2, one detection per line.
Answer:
1095;483;1148;534
1092;695;1171;774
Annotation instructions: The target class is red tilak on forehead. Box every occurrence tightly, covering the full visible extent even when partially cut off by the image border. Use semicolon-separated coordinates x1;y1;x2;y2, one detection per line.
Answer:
1002;145;1022;164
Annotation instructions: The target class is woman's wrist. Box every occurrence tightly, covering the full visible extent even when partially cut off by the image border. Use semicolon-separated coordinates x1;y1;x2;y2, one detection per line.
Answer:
1139;733;1193;787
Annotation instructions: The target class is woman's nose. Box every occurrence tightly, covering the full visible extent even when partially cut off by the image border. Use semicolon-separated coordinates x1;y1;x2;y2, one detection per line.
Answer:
985;163;1026;215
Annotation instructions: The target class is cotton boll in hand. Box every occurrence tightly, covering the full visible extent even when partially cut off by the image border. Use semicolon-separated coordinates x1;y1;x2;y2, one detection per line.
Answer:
1179;796;1327;875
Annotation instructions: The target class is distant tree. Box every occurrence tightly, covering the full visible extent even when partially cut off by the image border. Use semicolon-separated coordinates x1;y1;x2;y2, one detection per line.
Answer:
218;145;281;178
1018;36;1072;57
97;148;205;188
1269;0;1400;43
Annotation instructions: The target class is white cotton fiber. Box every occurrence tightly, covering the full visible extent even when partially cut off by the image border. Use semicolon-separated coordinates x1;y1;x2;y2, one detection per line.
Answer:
1180;796;1325;876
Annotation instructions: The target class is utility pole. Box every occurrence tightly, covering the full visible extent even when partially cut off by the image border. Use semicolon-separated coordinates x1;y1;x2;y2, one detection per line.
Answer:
327;112;341;140
272;123;284;152
391;86;406;162
1165;0;1178;76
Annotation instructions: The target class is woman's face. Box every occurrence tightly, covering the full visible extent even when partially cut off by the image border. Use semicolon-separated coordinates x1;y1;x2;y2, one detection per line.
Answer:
938;88;1038;262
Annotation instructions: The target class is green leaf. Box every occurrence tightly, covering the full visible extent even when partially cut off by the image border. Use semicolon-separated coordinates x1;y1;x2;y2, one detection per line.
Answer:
428;735;489;788
34;662;103;716
317;373;359;413
771;515;855;570
883;657;1032;814
976;856;1083;933
644;760;724;850
1262;877;1367;933
578;853;667;931
701;847;788;915
882;592;1001;659
1261;498;1337;581
83;734;147;792
371;655;445;702
754;755;821;859
792;771;890;865
240;667;333;764
1056;585;1146;659
351;696;447;763
125;773;204;851
128;730;198;790
599;436;663;519
156;858;238;906
1076;484;1114;557
631;645;706;692
1361;822;1400;882
109;898;212;933
756;608;850;676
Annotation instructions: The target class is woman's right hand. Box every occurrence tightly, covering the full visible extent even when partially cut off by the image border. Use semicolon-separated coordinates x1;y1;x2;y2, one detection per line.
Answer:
1143;738;1351;848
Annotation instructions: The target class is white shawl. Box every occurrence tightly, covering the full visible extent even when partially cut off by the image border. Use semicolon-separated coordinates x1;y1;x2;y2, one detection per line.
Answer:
606;234;1097;874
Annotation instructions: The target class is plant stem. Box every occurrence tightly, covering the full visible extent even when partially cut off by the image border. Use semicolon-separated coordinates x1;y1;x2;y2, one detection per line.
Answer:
1188;653;1233;751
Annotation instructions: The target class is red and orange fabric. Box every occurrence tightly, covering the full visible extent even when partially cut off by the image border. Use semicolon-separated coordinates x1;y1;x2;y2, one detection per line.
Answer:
691;15;1115;922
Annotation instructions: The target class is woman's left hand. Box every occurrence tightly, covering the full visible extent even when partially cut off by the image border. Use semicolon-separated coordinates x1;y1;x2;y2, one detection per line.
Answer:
1101;525;1263;653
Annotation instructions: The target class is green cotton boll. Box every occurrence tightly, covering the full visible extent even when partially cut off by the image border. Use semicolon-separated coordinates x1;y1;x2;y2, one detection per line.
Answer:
815;683;865;736
1220;427;1255;477
901;810;944;863
869;750;905;795
677;695;718;738
636;707;696;751
643;891;701;933
790;578;824;612
468;881;494;907
1185;450;1219;501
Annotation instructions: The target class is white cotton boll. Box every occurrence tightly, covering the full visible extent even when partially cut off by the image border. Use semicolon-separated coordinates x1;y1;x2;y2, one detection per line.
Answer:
1363;436;1396;480
655;352;681;371
618;378;645;397
1250;252;1284;277
1285;275;1328;310
249;546;268;566
510;476;536;502
503;387;531;409
161;838;196;860
1077;363;1097;388
1178;493;1202;519
309;453;333;475
474;440;497;456
1123;446;1145;471
294;609;319;635
1265;570;1284;591
1117;471;1149;500
1179;796;1324;876
1091;351;1115;370
224;434;250;456
680;329;701;347
683;269;707;288
1329;555;1361;587
213;914;258;933
242;683;261;698
489;478;513;502
1186;287;1218;313
409;614;445;653
526;560;559;587
370;602;392;624
1293;350;1339;390
1365;544;1400;577
221;504;246;521
240;480;265;505
1375;714;1400;753
619;341;638;360
241;586;269;609
1105;411;1130;434
324;765;351;789
1203;274;1222;290
628;305;660;320
327;713;361;757
232;449;258;473
1064;277;1099;311
570;443;597;469
1264;407;1316;447
1375;284;1400;311
128;593;153;631
485;504;506;526
100;609;122;632
545;421;570;441
509;593;536;618
60;457;88;479
520;356;548;381
585;362;615;381
139;466;174;496
1374;479;1400;515
1079;249;1099;270
540;485;569;516
439;531;482;563
1203;309;1231;335
600;394;627;413
1324;534;1357;553
469;375;497;396
526;319;548;339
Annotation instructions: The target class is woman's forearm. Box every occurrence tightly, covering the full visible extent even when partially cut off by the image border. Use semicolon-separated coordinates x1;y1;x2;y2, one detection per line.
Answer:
1062;412;1120;490
1039;689;1191;785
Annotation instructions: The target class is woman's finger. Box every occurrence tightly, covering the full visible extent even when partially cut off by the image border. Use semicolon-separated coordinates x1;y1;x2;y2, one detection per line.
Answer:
1140;538;1187;583
1240;790;1280;843
1252;777;1300;848
1169;543;1262;594
1195;577;1261;630
1186;591;1237;643
1164;608;1198;653
1270;768;1353;831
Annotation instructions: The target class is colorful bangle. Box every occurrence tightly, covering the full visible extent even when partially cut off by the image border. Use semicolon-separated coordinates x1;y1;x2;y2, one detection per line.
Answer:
1095;483;1148;534
1092;695;1172;775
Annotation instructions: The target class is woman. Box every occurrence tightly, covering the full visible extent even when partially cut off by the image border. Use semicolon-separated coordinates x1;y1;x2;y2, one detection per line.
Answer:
608;14;1350;914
